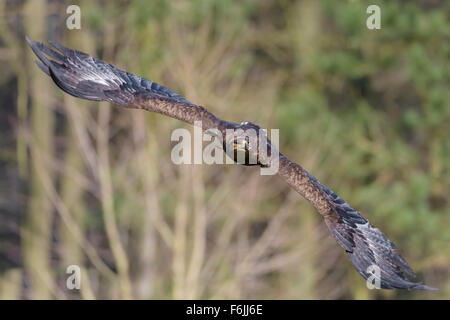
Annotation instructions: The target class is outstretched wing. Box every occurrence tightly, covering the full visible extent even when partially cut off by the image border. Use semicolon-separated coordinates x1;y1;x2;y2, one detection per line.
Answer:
317;175;437;290
26;37;225;130
278;155;437;290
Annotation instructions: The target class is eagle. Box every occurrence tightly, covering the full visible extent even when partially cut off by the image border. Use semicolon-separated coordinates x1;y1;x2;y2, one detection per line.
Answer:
26;37;437;291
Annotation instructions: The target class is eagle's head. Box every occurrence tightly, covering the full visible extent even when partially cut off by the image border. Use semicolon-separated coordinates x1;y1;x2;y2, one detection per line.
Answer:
224;121;272;167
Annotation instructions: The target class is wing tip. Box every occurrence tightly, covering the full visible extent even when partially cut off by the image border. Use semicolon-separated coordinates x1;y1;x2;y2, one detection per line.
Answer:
25;36;34;47
26;36;52;67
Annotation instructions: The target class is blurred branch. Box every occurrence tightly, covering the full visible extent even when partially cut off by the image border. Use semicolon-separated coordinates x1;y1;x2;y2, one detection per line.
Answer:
21;0;55;299
0;1;29;178
97;102;132;299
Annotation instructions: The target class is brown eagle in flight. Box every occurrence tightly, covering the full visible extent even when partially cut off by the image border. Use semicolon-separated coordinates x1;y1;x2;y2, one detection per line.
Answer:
27;37;436;291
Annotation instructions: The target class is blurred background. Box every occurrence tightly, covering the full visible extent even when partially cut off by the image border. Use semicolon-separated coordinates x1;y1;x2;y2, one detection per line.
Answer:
0;0;449;299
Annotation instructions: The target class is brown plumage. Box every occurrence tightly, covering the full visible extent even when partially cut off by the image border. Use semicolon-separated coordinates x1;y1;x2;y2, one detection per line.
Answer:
26;37;437;291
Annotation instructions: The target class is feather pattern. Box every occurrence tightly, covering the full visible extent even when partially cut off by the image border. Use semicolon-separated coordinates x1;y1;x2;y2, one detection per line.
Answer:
26;37;191;106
